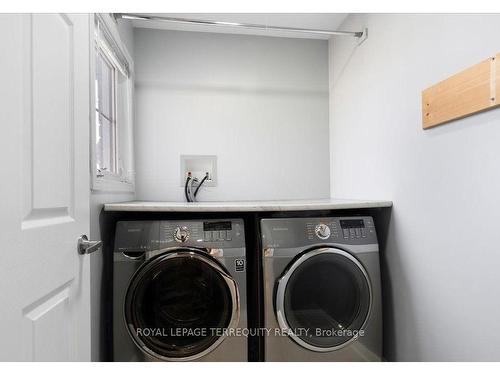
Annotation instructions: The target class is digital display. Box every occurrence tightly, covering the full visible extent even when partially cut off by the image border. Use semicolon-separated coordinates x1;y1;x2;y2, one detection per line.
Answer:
203;221;232;231
340;219;365;229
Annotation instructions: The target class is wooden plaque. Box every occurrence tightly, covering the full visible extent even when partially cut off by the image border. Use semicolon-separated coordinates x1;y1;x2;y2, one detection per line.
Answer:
422;53;500;129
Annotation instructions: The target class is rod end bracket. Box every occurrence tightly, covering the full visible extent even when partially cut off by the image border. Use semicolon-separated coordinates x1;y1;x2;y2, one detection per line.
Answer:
356;27;368;45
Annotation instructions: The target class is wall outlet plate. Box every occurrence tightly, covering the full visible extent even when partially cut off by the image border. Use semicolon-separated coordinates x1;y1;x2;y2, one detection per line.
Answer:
180;155;217;187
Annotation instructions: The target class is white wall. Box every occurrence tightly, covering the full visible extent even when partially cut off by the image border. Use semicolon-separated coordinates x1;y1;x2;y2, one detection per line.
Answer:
329;14;500;361
134;29;330;201
90;17;135;362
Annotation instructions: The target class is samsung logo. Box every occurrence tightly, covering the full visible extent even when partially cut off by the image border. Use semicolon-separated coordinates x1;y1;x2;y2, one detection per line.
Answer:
127;228;142;232
272;227;289;231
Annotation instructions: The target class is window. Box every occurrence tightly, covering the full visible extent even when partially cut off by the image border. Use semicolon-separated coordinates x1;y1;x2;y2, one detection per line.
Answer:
92;15;134;191
95;49;117;176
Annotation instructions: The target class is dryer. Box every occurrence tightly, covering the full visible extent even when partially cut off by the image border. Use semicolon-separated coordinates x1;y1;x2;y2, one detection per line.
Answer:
113;219;247;361
260;216;382;361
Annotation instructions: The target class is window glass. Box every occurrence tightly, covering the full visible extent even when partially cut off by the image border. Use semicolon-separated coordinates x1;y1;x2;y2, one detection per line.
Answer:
95;49;116;174
97;53;113;119
96;114;114;173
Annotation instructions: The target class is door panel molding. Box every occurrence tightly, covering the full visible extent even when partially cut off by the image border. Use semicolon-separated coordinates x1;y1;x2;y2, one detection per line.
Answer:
22;14;76;228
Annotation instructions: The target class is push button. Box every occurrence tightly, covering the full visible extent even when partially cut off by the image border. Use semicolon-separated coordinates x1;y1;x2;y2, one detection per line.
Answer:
226;230;232;241
219;231;226;241
212;231;219;241
343;229;349;238
204;231;211;242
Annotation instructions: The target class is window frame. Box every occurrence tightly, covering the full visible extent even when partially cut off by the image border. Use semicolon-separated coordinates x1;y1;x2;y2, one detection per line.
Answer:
95;47;118;177
90;14;135;193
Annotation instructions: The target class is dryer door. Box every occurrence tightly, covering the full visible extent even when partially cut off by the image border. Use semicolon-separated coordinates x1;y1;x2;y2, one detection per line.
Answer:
124;249;239;361
275;247;371;352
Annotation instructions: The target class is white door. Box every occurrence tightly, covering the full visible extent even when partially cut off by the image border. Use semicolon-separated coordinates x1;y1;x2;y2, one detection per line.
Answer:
0;14;92;361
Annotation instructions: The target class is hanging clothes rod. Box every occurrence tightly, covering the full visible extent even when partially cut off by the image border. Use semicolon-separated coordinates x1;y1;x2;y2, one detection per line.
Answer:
117;13;365;38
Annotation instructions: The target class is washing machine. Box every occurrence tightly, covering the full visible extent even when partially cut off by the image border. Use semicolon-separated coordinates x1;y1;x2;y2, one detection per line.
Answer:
113;219;247;361
261;216;382;361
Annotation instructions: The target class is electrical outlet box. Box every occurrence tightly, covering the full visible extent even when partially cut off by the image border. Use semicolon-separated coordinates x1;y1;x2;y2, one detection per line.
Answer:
180;155;217;187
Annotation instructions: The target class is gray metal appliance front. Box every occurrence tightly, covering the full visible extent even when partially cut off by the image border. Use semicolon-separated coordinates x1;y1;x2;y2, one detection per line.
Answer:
113;219;247;362
274;247;372;352
261;217;383;361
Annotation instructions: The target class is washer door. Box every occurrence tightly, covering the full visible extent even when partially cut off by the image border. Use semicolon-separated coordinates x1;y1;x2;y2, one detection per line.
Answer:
125;249;239;361
275;247;372;352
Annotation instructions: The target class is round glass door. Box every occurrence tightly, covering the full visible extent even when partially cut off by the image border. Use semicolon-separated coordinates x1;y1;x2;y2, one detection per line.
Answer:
275;247;371;351
125;249;239;361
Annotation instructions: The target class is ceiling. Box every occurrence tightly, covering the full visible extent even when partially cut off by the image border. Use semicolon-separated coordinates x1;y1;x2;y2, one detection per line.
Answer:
127;13;350;40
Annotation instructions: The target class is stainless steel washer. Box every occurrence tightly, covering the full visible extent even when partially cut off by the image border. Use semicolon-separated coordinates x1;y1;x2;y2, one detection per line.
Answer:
261;217;382;361
113;219;247;361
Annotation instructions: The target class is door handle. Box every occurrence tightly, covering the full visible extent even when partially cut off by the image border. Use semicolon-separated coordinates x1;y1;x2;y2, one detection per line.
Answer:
77;235;102;255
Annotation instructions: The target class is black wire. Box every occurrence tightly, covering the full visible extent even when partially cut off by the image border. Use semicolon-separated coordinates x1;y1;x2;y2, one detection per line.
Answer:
194;174;208;197
188;177;198;202
184;176;191;202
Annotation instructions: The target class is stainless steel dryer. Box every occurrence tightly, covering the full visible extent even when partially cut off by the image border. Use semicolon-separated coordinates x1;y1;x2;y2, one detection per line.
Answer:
261;217;382;361
113;219;247;361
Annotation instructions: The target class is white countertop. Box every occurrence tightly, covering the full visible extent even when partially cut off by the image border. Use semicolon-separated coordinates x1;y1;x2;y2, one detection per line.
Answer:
104;199;392;212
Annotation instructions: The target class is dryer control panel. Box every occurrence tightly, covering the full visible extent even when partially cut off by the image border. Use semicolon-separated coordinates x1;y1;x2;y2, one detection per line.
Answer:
261;216;377;249
305;218;375;241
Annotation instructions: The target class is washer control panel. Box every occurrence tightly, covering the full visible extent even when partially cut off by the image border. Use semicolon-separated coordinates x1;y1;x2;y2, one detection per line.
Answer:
160;219;244;248
339;219;372;240
173;226;190;243
314;223;331;239
202;220;234;242
114;221;159;252
115;219;245;252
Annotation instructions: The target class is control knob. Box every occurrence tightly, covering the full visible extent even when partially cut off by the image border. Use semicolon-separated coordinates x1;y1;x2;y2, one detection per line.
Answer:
315;223;331;240
174;226;190;243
